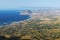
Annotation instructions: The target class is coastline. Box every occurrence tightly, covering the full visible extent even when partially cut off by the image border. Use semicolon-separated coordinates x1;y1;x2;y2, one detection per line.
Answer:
0;16;31;27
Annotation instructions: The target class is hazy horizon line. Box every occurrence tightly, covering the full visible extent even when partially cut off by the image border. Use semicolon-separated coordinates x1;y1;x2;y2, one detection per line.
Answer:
1;7;60;11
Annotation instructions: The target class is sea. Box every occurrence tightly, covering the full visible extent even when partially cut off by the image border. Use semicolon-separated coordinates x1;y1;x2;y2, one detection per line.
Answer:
0;10;30;26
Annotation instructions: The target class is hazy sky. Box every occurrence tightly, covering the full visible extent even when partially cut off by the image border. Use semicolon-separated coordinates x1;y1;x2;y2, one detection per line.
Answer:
0;0;60;10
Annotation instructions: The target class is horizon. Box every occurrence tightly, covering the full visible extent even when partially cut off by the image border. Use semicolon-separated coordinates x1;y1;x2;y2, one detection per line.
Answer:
1;7;60;11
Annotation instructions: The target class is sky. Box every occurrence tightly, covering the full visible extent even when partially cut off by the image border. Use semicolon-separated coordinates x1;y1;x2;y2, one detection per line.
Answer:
0;0;60;10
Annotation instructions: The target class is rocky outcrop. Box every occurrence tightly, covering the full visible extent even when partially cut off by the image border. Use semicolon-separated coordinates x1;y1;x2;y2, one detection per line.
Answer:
20;10;32;15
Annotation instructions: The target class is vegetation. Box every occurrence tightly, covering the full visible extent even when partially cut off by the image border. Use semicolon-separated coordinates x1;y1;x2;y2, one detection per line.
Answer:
0;18;60;40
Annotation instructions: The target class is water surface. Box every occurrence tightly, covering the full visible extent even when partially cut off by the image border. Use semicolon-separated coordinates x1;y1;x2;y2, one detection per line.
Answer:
0;10;29;26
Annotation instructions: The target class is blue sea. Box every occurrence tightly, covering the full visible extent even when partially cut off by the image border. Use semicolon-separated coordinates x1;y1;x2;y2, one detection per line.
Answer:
0;10;30;26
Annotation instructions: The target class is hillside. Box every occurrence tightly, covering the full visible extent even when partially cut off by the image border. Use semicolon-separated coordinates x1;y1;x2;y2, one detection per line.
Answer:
0;9;60;40
0;17;60;40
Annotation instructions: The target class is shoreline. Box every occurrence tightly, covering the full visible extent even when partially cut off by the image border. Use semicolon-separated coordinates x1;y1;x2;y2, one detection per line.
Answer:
0;16;31;27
